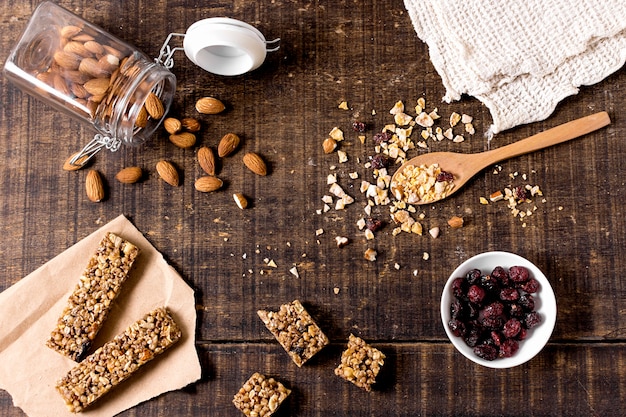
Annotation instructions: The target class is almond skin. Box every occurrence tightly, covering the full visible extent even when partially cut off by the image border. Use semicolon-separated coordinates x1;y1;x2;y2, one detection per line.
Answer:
85;170;105;202
145;92;164;119
156;160;179;186
169;132;196;149
197;146;216;176
195;97;225;114
218;133;240;157
115;166;143;184
195;176;223;192
243;152;267;176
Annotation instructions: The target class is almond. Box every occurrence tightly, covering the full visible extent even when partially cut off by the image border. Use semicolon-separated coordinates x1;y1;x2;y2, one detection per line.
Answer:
83;40;105;55
181;117;201;132
79;57;109;78
169;132;196;149
217;133;240;157
115;166;143;184
163;117;182;134
54;51;81;70
83;77;110;96
243;152;267;176
195;97;225;114
63;152;90;171
63;41;92;58
322;137;337;154
195;176;223;193
85;170;105;202
233;193;248;209
135;105;148;128
60;25;82;39
156;160;179;186
97;54;119;73
145;92;164;119
197;146;216;176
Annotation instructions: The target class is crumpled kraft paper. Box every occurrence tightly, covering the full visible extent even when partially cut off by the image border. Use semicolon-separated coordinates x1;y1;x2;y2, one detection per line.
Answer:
0;214;201;416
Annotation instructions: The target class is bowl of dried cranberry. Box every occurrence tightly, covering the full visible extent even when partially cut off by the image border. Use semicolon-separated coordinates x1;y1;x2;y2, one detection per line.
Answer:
441;251;556;368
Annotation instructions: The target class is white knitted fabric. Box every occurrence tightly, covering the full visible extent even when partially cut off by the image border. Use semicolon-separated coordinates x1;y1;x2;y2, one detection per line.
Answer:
404;0;626;134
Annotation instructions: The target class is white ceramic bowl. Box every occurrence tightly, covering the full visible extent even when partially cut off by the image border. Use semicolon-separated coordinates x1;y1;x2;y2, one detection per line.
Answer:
440;251;557;368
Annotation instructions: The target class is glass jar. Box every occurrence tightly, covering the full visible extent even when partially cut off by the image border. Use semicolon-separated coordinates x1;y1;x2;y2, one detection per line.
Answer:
3;1;176;159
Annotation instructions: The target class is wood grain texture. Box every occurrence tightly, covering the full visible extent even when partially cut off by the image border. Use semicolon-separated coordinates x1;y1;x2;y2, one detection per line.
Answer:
1;0;626;416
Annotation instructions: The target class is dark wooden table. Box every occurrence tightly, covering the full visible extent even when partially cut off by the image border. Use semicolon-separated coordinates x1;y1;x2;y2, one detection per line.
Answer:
1;1;626;416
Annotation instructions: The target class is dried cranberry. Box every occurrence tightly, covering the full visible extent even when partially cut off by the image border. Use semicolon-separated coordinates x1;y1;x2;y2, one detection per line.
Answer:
451;278;466;298
474;344;498;361
502;318;522;338
482;301;504;319
436;171;454;182
524;311;542;328
490;331;504;346
463;325;484;347
498;339;519;358
365;217;384;232
373;131;392;145
370;154;389;169
481;315;504;330
448;319;466;337
450;299;466;319
500;288;520;302
517;328;528;340
465;269;482;285
352;121;366;133
509;266;530;283
508;303;524;318
479;274;499;292
519;294;535;311
491;266;510;286
467;285;486;305
513;185;529;201
521;278;540;293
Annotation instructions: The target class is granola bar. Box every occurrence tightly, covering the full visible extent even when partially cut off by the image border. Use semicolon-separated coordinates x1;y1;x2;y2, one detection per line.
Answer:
55;307;182;413
334;334;386;392
232;372;291;417
257;300;329;367
46;232;140;361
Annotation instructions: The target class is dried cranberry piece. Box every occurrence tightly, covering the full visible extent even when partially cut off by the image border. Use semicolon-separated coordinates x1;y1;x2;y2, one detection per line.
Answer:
436;171;454;182
503;318;522;338
524;311;542;328
474;344;498;361
498;339;519;358
468;285;486;305
370;154;389;169
521;278;540;293
448;319;466;337
513;185;529;201
500;288;520;302
365;217;384;232
352;121;366;133
465;269;482;285
373;131;392;145
491;266;511;286
519;294;535;311
509;266;530;283
451;277;466;298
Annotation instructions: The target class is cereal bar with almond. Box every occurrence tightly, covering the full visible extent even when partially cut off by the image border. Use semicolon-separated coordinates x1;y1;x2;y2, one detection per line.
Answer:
232;372;291;417
257;300;329;367
46;232;140;361
334;334;386;392
55;306;182;413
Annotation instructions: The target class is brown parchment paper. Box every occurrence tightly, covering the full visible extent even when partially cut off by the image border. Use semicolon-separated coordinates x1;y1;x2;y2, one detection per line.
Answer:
0;214;202;417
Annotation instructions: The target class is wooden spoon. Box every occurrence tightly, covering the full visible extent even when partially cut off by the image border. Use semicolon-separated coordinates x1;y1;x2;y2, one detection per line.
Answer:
390;111;611;205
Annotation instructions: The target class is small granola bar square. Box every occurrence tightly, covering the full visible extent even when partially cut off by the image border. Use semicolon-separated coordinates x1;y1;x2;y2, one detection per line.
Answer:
232;372;291;417
334;334;386;392
257;300;329;367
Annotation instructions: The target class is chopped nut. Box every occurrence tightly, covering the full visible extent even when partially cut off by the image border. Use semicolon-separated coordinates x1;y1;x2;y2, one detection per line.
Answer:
323;137;337;154
389;100;404;114
289;267;300;278
429;227;440;238
335;236;349;247
233;193;248;209
450;112;461;127
338;101;349;110
329;127;344;141
480;197;489;204
489;191;504;202
363;248;377;262
447;216;464;228
337;150;348;163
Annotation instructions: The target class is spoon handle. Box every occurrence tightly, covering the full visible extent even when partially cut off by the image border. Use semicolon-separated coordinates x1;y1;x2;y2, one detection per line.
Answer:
481;112;611;166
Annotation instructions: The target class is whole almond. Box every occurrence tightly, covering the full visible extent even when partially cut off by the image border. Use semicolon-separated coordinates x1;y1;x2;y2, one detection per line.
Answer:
135;105;148;128
195;97;225;114
83;77;110;96
243;152;267;176
85;170;105;202
195;176;223;193
115;166;143;184
78;57;109;78
163;117;182;134
63;152;90;171
83;40;105;55
63;41;92;58
181;117;201;132
169;132;196;149
218;133;240;157
156;160;179;186
145;92;164;119
60;25;82;39
197;146;216;176
53;50;81;70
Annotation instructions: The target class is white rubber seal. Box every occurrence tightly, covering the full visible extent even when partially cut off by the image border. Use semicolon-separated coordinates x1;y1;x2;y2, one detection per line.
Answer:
183;17;268;76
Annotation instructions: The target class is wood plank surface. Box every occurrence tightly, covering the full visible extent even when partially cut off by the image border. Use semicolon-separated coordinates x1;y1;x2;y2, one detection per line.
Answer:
1;0;626;416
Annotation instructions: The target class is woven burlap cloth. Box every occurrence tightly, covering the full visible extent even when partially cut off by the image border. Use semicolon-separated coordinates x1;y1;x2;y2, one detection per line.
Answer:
404;0;626;134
